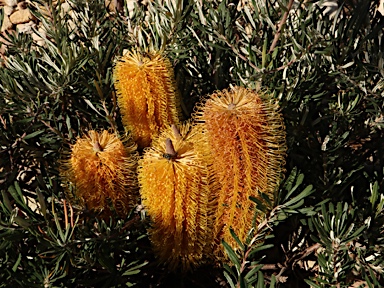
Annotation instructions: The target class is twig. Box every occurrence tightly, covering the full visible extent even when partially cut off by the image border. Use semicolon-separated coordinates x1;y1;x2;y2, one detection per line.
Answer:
215;32;261;72
121;214;140;232
63;199;68;229
0;115;6;129
69;201;74;228
102;100;118;133
269;0;295;54
39;119;68;144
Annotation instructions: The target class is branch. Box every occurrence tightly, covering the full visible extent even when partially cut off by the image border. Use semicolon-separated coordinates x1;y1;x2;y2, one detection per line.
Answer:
269;0;295;54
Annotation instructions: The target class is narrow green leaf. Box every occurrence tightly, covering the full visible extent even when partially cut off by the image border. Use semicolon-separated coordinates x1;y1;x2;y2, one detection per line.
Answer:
14;216;30;228
239;276;246;288
222;240;241;270
283;185;314;207
244;264;262;282
285;198;305;210
244;6;256;30
256;271;264;288
229;228;245;251
298;207;317;216
249;196;267;212
248;244;274;259
8;183;27;209
284;168;298;192
283;173;305;201
122;261;148;276
66;115;73;139
269;274;276;287
52;201;65;244
23;130;45;140
36;189;47;218
260;192;272;207
98;253;115;273
262;37;267;68
223;263;237;278
12;253;22;272
1;191;13;213
369;181;379;210
223;270;236;288
83;98;103;116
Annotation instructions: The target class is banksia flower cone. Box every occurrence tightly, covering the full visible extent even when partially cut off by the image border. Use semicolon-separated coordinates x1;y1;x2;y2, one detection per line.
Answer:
138;123;216;271
61;130;139;217
194;86;287;258
113;50;180;149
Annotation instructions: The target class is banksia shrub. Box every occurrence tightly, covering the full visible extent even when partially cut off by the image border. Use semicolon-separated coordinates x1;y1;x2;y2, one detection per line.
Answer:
138;123;216;271
113;50;181;149
194;86;287;257
61;130;139;217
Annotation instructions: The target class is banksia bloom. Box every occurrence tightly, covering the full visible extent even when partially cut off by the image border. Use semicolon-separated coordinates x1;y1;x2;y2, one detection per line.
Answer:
61;130;139;217
194;86;287;258
113;50;180;149
138;123;216;271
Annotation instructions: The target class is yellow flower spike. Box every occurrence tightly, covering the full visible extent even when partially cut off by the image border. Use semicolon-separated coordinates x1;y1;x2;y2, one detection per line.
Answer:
61;130;139;217
138;123;216;271
113;50;181;149
193;86;287;259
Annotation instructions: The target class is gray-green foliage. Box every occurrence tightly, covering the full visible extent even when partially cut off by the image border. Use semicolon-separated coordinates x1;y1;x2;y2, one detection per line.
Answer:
1;0;384;287
222;169;315;287
0;0;149;286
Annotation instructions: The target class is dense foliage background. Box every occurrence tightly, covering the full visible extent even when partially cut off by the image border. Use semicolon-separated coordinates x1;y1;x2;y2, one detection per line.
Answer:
1;0;384;287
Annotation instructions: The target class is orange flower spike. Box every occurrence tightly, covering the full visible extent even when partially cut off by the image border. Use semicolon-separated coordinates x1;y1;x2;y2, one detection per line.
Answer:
113;51;180;148
138;123;216;271
194;86;287;257
62;130;139;217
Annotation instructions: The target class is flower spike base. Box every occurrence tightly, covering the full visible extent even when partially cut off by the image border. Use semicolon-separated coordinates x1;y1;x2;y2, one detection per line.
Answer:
194;86;287;258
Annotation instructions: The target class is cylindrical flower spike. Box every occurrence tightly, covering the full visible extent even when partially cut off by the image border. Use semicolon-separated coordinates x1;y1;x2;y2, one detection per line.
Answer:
61;130;139;217
138;123;216;271
113;50;181;149
194;86;287;258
